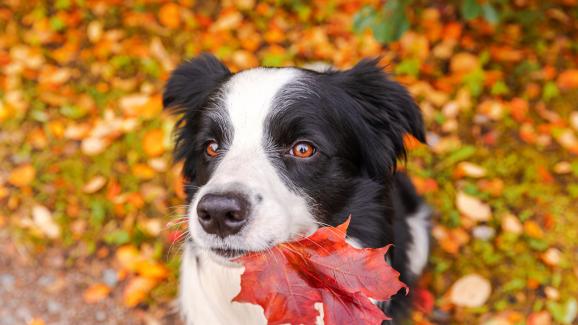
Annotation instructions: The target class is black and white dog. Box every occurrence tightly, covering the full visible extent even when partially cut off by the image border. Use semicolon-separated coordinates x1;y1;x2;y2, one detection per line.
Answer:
163;54;432;324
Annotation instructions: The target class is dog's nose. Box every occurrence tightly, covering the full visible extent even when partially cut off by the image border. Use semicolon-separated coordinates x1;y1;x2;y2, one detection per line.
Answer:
196;193;249;238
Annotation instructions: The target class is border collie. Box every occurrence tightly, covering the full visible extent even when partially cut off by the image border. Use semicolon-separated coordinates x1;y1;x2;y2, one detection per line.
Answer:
163;54;432;324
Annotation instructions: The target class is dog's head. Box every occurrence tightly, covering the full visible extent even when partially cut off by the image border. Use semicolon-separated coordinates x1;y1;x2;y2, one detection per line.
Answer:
164;54;425;261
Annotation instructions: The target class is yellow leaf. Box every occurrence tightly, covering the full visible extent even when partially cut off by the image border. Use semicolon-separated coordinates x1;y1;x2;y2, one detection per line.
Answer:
83;283;111;304
8;164;36;188
123;276;157;307
116;245;142;272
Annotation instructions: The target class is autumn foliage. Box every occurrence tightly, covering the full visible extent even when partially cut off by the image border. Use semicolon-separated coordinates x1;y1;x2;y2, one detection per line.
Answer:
234;219;406;324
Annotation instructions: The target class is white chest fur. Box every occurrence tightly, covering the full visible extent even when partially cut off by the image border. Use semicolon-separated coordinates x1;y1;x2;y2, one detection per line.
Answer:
179;244;266;325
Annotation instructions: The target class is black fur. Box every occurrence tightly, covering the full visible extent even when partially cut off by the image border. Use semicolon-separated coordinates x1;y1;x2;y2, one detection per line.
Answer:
163;54;232;193
164;54;430;323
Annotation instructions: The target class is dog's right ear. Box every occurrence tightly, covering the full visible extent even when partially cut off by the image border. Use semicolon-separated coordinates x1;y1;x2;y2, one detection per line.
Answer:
163;53;232;114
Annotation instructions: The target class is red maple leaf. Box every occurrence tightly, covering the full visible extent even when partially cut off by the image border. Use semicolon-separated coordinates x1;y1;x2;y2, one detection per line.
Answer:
233;218;408;325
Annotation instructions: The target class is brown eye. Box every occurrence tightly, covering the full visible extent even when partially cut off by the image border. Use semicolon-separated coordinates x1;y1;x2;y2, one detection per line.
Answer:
290;141;316;158
206;141;219;157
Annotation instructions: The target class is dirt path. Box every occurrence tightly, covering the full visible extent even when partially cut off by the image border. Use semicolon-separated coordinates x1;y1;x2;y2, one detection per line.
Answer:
0;232;181;325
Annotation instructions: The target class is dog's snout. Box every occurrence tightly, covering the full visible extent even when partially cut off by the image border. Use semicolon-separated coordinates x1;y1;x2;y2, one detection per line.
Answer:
196;193;249;238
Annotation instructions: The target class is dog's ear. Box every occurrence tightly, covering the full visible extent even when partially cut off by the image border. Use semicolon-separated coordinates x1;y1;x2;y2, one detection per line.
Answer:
328;58;426;178
163;53;232;114
163;54;231;181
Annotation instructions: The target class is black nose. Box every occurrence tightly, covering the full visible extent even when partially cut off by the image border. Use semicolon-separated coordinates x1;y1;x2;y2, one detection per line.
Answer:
196;193;250;238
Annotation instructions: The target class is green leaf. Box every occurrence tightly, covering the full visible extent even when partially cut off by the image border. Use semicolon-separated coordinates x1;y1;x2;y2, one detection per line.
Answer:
104;230;131;245
50;17;66;32
482;3;499;24
462;0;482;21
394;58;420;77
563;298;577;324
352;6;377;34
438;146;476;169
543;81;560;101
60;105;88;119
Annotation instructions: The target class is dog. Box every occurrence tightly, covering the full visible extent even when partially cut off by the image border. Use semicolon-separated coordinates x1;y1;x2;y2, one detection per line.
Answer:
163;54;432;324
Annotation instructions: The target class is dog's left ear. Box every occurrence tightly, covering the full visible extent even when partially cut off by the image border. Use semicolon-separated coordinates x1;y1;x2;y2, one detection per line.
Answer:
328;58;426;178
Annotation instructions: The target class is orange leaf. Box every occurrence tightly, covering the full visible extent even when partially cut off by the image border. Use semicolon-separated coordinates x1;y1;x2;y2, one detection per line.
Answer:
27;319;45;325
8;164;36;187
123;276;158;307
158;3;181;29
83;283;111;304
132;163;156;180
143;129;165;157
135;260;170;280
509;98;529;122
557;69;578;89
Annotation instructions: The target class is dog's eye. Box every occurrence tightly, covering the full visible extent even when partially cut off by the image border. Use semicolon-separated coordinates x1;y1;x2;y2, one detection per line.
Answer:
290;141;316;158
206;141;219;157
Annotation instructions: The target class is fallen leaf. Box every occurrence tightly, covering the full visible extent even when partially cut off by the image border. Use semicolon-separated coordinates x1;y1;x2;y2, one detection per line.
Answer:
557;69;578;89
524;220;544;239
27;319;45;325
449;274;491;308
413;287;435;314
143;129;165;157
158;3;181;29
8;164;36;187
554;129;578;154
32;205;61;239
456;192;492;222
541;248;562;267
528;311;552;325
135;260;169;280
83;176;107;193
455;162;486;178
82;137;109;156
116;245;143;273
123;276;157;307
83;283;111;304
450;52;479;75
234;218;407;325
501;213;523;235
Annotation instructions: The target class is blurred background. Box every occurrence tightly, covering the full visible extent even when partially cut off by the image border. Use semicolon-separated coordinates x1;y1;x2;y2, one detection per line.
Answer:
1;0;577;324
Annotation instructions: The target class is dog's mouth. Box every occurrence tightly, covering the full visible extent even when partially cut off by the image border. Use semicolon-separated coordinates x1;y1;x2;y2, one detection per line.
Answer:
210;247;248;259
